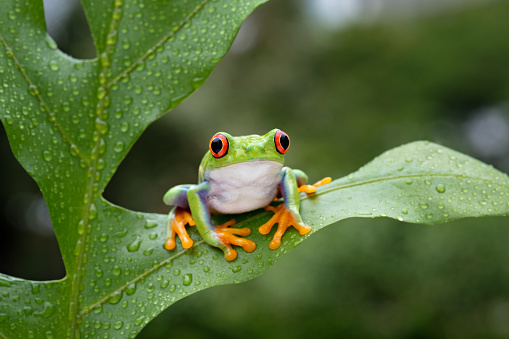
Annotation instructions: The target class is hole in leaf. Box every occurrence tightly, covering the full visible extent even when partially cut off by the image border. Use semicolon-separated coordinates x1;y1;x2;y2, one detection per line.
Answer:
103;119;203;214
43;0;97;59
0;124;66;281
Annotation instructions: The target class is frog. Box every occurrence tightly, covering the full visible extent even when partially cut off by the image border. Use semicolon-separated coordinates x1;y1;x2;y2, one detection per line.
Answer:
163;129;331;261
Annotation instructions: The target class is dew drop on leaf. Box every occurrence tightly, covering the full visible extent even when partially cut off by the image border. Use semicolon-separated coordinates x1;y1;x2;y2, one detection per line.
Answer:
88;203;98;220
144;219;157;229
112;266;122;276
435;184;446;193
48;60;59;71
114;141;125;153
127;237;142;252
126;283;137;296
42;150;52;162
183;274;192;286
108;292;123;304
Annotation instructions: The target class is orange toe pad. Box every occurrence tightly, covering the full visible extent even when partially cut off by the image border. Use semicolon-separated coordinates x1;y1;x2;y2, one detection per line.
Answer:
298;176;332;194
259;204;311;250
215;219;256;261
165;208;196;251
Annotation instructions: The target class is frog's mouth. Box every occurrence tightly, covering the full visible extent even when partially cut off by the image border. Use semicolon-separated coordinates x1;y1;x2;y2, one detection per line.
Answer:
208;160;283;187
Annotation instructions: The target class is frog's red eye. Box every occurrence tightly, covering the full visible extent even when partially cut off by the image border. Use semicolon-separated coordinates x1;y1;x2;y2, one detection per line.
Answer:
274;130;290;154
209;133;229;158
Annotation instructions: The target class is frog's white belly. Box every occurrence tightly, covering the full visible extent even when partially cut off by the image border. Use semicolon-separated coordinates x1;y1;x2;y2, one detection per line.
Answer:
207;160;283;214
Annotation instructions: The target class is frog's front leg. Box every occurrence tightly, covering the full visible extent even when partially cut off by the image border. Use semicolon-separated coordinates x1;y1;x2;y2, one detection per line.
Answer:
164;185;196;250
259;167;312;249
187;182;256;261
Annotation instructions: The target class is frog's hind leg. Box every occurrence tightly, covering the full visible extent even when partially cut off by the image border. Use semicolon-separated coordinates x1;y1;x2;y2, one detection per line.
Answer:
187;182;256;261
163;185;196;251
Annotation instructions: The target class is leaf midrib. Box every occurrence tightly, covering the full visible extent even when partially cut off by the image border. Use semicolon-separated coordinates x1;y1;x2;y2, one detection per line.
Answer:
302;172;509;201
67;0;125;336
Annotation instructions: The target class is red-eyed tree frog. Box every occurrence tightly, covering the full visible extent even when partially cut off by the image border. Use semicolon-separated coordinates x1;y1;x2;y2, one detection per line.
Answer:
163;129;331;261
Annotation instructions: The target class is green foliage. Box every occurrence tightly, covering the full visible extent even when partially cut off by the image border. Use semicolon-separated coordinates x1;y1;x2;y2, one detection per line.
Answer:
0;1;508;339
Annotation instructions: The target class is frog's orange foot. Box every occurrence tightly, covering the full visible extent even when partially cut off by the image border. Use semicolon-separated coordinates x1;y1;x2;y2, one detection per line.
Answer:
298;176;332;194
215;219;257;261
165;208;196;251
259;204;312;250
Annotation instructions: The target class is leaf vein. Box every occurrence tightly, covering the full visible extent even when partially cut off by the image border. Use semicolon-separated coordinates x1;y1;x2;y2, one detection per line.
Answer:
304;173;509;200
106;0;211;88
79;241;204;316
0;33;90;166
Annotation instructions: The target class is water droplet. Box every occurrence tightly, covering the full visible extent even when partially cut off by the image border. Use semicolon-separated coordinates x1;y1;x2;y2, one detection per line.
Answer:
99;233;108;242
232;266;241;273
120;122;129;132
126;283;137;295
114;320;124;330
183;274;192;286
173;269;181;276
88;203;98;220
95;118;109;135
127;237;141;252
42;150;52;162
401;209;408;215
112;266;122;276
114;141;125;153
48;60;60;71
33;302;55;318
435;184;446;193
419;203;429;209
134;315;146;326
108;292;123;304
146;283;155;292
144;220;158;229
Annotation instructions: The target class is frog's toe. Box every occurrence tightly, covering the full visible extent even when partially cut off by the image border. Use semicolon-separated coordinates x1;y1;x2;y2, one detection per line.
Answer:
214;219;257;261
165;208;195;251
259;204;311;250
298;176;332;194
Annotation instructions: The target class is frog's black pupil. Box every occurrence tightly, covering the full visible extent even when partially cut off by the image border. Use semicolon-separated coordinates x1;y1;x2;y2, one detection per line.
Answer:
280;134;289;150
211;138;223;154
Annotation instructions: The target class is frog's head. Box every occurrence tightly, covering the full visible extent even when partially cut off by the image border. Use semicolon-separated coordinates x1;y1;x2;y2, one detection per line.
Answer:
204;128;290;169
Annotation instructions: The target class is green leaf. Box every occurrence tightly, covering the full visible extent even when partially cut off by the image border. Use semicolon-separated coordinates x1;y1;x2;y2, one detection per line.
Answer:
0;1;508;339
0;0;268;337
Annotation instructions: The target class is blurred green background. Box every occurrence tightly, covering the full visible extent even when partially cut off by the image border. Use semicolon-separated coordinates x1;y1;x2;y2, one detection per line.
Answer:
2;0;509;337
